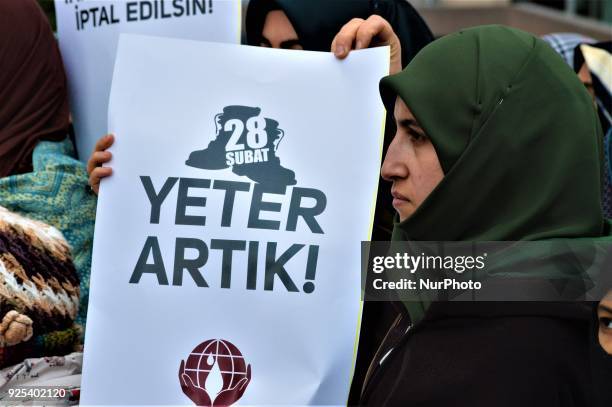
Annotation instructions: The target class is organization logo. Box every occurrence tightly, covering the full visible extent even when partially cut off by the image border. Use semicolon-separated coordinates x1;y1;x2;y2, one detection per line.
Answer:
186;105;297;189
179;339;251;406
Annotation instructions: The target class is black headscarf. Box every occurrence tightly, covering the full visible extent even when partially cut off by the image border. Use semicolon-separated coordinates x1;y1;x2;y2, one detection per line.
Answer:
246;0;434;69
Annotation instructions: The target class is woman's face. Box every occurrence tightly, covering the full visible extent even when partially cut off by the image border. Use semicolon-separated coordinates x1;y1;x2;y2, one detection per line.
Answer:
260;10;303;50
598;291;612;355
381;97;444;222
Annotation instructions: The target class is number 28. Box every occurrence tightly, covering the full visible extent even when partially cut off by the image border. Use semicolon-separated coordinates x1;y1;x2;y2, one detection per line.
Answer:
225;116;267;151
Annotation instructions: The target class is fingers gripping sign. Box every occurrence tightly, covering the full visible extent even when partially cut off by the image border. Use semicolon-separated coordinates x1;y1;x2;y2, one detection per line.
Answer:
87;133;115;195
331;15;402;75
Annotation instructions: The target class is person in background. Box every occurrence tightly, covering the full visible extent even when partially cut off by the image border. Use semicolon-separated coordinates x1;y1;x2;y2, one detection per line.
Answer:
593;284;612;404
544;35;612;220
0;0;96;396
542;32;595;68
245;0;433;77
574;46;612;324
542;35;611;137
575;42;612;213
545;39;612;369
574;41;611;136
598;291;612;355
0;0;95;326
0;0;68;177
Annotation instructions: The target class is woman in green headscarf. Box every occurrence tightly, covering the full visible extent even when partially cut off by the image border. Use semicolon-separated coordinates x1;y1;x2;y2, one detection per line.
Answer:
334;23;610;406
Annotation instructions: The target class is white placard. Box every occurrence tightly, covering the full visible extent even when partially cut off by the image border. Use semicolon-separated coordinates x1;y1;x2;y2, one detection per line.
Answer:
54;0;241;161
81;34;389;405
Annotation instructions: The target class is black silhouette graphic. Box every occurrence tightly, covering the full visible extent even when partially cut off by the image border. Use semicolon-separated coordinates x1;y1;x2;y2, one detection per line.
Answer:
186;106;297;189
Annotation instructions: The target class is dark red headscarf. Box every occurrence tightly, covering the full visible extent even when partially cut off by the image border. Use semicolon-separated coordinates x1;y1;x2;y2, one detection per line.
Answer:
0;0;69;177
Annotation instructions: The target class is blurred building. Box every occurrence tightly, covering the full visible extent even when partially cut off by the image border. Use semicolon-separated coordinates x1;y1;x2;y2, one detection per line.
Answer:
411;0;611;39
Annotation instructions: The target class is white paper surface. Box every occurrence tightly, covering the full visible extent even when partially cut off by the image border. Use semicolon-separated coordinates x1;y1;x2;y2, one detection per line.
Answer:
54;0;241;162
81;34;389;405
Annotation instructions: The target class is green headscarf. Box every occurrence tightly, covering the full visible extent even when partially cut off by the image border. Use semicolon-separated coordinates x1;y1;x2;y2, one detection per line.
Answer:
380;25;605;242
380;25;607;322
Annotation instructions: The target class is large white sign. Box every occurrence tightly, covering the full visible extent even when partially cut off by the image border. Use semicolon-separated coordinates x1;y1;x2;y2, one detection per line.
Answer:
54;0;241;161
81;35;389;405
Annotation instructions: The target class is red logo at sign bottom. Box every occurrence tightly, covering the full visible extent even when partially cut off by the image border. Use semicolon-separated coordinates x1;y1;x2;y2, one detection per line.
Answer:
179;339;251;406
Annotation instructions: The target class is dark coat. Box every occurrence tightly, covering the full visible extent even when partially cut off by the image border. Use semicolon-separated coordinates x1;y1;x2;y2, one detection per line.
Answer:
359;302;612;407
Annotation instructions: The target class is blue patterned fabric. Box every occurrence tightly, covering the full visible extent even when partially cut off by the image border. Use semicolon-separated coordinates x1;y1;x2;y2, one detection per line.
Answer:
0;138;96;326
541;33;595;67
